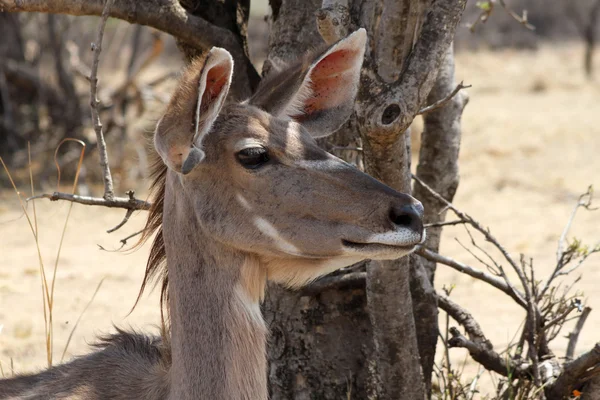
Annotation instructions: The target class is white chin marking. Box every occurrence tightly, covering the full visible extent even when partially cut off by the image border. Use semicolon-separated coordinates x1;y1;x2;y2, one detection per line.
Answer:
367;229;423;247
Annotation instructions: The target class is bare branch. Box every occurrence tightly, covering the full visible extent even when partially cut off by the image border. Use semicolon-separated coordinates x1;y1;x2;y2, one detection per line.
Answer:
468;0;535;33
437;291;488;345
0;0;225;50
416;247;527;308
90;0;114;201
447;327;528;379
424;219;465;228
557;187;595;264
567;307;592;360
413;174;528;292
27;192;151;211
418;82;471;115
107;209;134;234
540;187;597;298
498;0;535;30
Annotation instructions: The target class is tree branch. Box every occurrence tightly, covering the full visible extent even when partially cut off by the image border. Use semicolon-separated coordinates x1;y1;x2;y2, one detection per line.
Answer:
90;0;115;201
417;82;471;115
547;343;600;399
417;247;527;308
447;327;528;379
437;291;488;345
0;0;225;50
27;192;151;211
0;0;254;96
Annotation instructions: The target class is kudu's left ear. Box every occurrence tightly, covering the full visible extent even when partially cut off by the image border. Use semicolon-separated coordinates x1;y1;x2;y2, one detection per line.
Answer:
250;28;367;138
155;47;233;174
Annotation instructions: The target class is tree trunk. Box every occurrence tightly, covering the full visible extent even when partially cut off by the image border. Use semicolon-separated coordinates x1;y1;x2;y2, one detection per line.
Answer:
264;1;467;399
263;2;377;398
265;276;376;399
410;44;468;396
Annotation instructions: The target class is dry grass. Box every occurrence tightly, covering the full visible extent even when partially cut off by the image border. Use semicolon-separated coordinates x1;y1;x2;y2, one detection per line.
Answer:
0;43;599;398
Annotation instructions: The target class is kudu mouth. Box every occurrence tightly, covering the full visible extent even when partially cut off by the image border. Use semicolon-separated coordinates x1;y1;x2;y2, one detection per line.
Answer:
341;202;426;254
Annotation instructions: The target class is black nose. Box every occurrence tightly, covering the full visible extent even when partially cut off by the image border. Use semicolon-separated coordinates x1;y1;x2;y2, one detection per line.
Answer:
388;203;423;234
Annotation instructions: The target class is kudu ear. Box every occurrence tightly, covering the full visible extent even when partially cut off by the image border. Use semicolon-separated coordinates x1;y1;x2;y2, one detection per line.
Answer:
154;47;233;174
250;28;367;138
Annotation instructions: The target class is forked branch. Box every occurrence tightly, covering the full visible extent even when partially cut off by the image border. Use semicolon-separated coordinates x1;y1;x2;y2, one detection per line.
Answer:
90;0;114;201
27;192;151;211
418;82;471;115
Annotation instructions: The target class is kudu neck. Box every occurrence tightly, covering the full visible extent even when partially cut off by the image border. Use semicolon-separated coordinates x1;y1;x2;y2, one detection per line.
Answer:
163;173;268;400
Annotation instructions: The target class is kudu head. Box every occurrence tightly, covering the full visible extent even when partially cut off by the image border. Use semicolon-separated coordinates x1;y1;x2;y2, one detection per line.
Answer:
154;29;424;289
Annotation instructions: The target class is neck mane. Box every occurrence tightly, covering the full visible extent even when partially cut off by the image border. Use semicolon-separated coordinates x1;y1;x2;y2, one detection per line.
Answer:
137;162;268;400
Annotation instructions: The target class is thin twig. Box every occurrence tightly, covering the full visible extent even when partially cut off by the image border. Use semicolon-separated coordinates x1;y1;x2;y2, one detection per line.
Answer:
468;0;535;33
566;307;592;360
416;247;527;308
98;229;145;252
106;191;139;233
556;187;595;264
540;187;597;299
413;174;528;305
107;209;134;234
498;0;535;30
60;278;105;362
90;0;115;201
437;291;489;345
26;192;151;211
418;82;471;115
424;219;465;228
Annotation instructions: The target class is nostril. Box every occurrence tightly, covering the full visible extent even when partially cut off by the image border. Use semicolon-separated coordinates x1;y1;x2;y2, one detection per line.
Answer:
389;209;414;227
389;205;423;233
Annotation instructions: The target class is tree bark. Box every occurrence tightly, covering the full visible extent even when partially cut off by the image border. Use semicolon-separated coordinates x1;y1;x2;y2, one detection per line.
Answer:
263;0;467;398
265;277;376;399
352;0;466;398
410;44;468;396
262;2;377;398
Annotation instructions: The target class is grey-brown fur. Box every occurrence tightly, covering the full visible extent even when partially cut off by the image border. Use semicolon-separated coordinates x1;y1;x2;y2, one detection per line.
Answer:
0;30;425;400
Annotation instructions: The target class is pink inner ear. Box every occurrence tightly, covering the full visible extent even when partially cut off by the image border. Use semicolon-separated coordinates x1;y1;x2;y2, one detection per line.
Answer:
301;49;360;115
202;64;230;106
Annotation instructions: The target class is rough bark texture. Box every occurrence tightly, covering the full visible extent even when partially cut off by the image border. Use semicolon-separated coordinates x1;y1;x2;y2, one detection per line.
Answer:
353;1;466;398
582;377;600;400
410;44;467;395
265;280;376;399
264;0;467;398
262;2;376;398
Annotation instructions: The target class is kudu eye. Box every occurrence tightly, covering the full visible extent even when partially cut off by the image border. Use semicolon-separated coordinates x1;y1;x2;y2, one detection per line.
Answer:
236;147;270;170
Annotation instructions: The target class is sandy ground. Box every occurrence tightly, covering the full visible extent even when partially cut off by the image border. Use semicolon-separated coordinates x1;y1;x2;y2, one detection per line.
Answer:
1;43;600;394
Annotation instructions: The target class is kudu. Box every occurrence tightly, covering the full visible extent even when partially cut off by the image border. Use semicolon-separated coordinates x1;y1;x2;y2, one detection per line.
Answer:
0;29;424;399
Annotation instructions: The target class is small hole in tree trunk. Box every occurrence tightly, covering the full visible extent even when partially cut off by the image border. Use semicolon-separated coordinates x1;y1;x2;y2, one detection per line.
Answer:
381;104;400;125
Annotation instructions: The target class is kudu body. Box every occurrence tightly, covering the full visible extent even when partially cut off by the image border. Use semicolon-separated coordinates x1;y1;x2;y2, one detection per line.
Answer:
0;29;424;400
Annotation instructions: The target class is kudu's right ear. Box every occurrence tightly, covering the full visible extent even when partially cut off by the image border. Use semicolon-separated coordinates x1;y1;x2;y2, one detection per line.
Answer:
250;28;367;138
154;47;233;174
